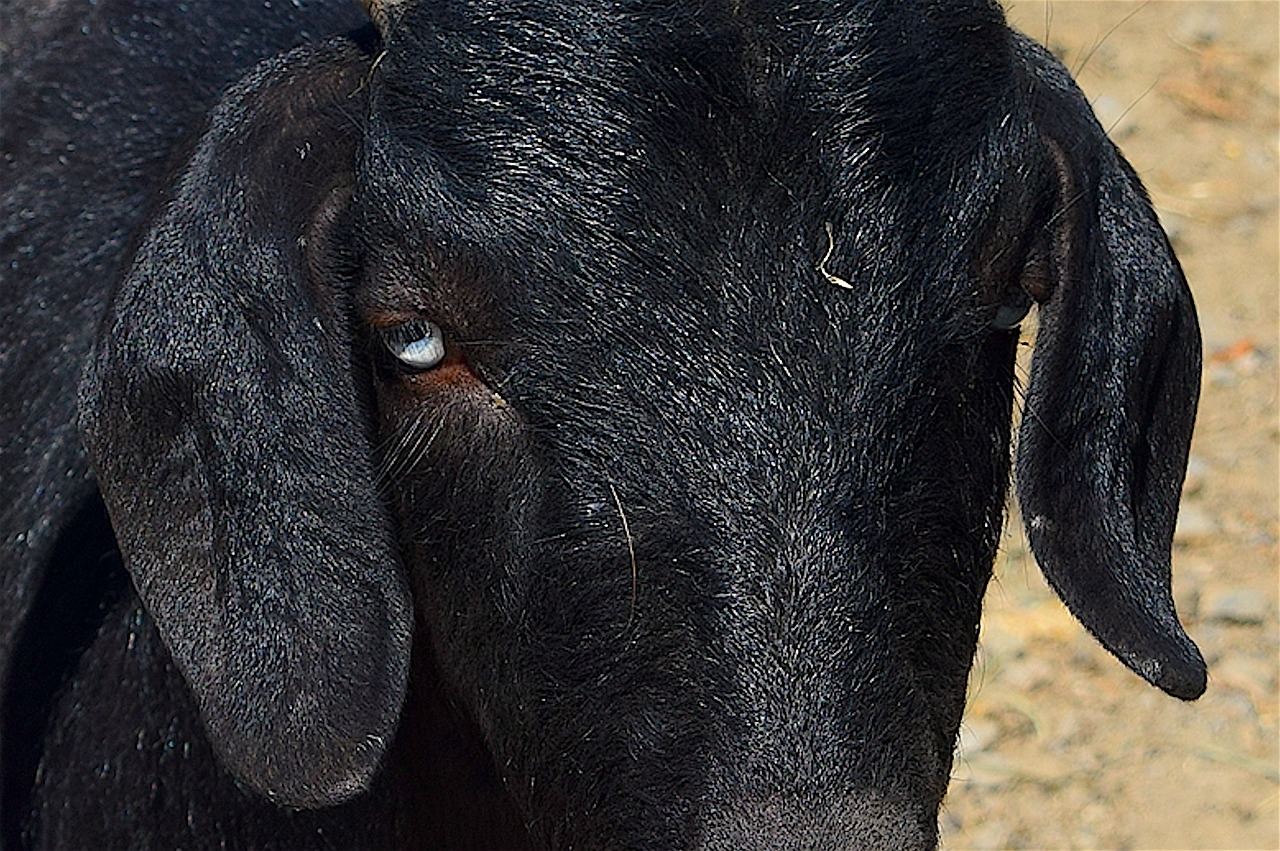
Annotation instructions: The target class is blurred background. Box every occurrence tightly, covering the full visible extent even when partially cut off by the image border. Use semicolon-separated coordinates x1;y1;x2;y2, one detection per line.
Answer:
941;3;1279;849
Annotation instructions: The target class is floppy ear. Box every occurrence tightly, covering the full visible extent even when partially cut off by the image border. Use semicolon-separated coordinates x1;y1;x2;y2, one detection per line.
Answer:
1010;36;1206;700
78;33;415;807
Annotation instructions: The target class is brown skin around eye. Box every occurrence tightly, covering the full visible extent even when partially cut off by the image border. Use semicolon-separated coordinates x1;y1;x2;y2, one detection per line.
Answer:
371;338;520;502
373;334;508;428
363;312;516;467
400;355;480;393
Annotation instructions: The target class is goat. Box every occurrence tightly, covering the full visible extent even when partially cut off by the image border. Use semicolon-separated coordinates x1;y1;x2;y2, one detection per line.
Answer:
0;0;1204;847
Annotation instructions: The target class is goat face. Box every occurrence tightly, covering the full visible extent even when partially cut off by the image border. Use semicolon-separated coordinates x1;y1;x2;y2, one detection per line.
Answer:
77;1;1204;847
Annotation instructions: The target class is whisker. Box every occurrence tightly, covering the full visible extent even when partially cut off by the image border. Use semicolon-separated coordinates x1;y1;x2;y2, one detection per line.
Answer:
376;409;447;495
1073;2;1148;77
374;409;425;486
397;417;447;485
608;483;638;632
1104;78;1158;137
1004;323;1063;452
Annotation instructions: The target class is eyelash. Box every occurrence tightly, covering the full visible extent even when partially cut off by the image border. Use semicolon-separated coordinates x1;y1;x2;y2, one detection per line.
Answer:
374;319;447;373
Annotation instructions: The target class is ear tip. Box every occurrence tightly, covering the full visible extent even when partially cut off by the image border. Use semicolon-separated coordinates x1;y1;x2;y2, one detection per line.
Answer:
1147;644;1208;702
1121;630;1207;700
214;716;397;809
189;615;413;810
1165;668;1208;702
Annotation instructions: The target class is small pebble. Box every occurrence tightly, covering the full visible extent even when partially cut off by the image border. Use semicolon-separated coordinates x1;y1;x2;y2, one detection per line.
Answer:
965;820;1014;851
1228;213;1261;238
1175;554;1217;581
1073;827;1101;848
1213;656;1279;695
957;718;1001;758
1200;587;1270;625
956;752;1014;790
1093;94;1138;139
1174;503;1220;545
1209;365;1239;387
978;621;1027;663
999;657;1056;692
1176;9;1223;45
1182;454;1210;497
1232;349;1266;376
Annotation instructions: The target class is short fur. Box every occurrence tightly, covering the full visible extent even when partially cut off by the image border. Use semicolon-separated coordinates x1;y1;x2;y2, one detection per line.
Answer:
1;0;1203;848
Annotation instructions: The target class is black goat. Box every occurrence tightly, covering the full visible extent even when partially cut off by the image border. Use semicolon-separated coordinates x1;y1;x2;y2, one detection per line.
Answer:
0;0;1205;847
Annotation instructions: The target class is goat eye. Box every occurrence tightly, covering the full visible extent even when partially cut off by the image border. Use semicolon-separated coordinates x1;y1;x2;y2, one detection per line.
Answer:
379;319;447;370
990;291;1033;331
990;302;1031;331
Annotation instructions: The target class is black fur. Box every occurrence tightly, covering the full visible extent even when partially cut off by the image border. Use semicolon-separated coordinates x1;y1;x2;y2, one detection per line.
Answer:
1;0;1203;848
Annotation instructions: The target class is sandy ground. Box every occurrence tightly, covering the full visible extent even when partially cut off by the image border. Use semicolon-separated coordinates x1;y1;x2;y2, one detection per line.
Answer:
940;3;1280;849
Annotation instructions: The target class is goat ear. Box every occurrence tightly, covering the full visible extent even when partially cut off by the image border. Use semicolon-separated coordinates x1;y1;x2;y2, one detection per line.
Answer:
1011;37;1206;700
78;34;414;807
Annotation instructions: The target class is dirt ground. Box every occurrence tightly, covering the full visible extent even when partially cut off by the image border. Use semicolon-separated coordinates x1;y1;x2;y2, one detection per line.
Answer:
940;3;1280;849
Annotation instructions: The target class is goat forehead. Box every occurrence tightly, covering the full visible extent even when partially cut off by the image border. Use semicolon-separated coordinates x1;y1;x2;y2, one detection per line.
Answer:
360;0;1015;242
371;0;1012;117
360;0;1011;467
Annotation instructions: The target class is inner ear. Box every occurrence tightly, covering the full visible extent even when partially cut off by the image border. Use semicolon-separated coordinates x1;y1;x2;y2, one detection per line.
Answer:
1027;135;1085;306
305;185;359;304
980;140;1078;332
977;189;1054;331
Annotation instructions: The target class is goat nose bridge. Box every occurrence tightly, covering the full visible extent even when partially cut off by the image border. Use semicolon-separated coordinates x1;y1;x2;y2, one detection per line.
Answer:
695;792;936;851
